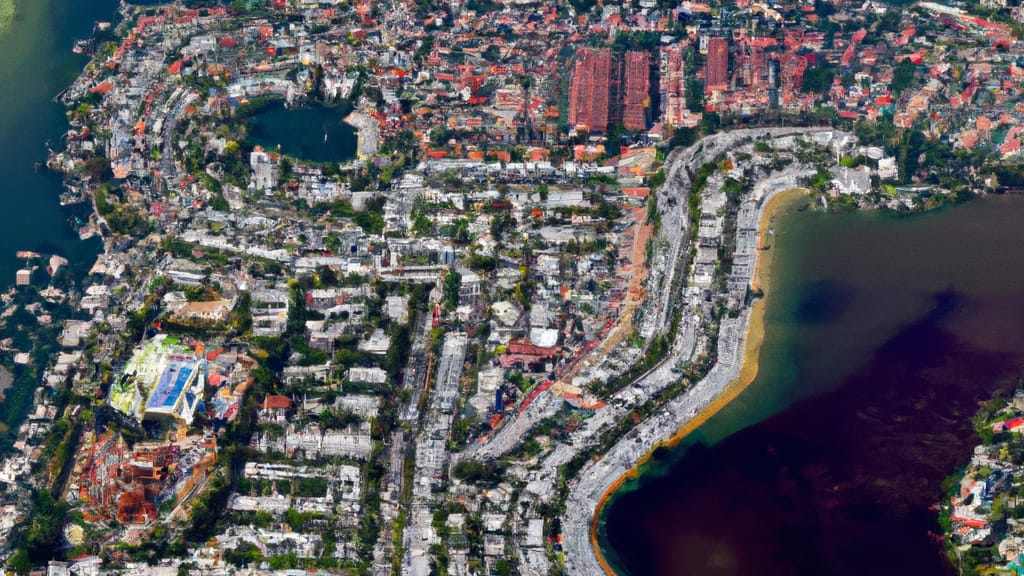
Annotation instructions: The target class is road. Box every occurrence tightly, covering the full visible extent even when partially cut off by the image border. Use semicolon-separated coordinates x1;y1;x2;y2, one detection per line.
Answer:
559;128;847;575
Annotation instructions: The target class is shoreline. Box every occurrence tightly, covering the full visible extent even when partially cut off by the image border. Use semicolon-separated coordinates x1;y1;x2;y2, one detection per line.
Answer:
344;110;379;161
588;187;810;575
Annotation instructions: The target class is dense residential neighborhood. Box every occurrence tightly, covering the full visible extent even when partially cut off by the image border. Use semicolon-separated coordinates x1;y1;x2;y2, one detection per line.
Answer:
0;0;1023;574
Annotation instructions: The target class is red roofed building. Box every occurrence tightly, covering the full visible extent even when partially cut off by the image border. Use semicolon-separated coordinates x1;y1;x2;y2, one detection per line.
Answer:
623;51;651;131
259;395;293;424
951;516;988;529
568;47;611;134
499;341;562;371
622;187;650;197
705;37;729;94
997;416;1024;432
91;82;114;95
262;395;293;410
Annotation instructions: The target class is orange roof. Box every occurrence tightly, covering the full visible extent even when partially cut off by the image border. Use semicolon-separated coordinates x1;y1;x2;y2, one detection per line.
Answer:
622;187;650;198
262;395;292;410
749;37;777;48
529;149;549;161
91;82;114;95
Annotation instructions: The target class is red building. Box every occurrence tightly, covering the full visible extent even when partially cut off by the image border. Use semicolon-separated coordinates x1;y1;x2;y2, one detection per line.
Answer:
623;51;651;131
706;37;729;93
568;47;611;134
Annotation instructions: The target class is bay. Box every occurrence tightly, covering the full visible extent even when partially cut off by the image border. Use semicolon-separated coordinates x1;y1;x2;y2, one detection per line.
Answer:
601;195;1024;576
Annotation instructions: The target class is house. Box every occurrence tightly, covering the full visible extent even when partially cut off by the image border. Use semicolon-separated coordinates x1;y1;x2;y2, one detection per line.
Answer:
348;366;388;385
459;269;482;303
385;295;409;324
829;165;871;195
877;157;898;181
358;329;392;355
249;147;279;192
996;416;1024;433
259;395;293;424
172;300;232;322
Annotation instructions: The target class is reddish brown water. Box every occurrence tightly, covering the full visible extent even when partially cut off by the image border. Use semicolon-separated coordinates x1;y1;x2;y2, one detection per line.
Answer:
602;196;1024;576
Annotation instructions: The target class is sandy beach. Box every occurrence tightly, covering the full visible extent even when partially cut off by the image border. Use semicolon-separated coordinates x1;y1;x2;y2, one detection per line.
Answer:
588;187;809;574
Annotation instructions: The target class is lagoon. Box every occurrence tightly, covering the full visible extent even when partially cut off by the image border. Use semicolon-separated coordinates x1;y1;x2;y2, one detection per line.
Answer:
246;101;357;164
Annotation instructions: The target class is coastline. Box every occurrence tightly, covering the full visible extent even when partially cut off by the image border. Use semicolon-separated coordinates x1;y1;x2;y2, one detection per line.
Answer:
588;187;810;575
344;110;379;161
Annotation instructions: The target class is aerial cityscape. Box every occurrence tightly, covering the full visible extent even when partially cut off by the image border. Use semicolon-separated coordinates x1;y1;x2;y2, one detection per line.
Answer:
1;0;1024;574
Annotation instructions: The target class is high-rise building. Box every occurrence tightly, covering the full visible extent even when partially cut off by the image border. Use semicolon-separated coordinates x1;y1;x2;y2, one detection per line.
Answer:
705;36;729;94
623;51;651;131
568;47;611;134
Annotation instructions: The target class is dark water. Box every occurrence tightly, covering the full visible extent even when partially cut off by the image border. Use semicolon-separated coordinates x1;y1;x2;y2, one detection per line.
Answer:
602;196;1024;576
0;0;119;285
247;101;357;163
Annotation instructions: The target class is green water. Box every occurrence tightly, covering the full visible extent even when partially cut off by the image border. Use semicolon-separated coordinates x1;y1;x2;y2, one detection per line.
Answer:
0;0;119;285
0;0;118;445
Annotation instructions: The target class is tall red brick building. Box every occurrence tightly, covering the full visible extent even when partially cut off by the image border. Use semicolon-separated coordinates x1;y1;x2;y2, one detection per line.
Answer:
706;37;729;94
623;51;651;131
568;47;611;134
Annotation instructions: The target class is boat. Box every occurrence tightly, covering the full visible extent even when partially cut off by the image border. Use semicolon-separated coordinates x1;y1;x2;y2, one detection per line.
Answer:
60;192;88;206
72;39;96;56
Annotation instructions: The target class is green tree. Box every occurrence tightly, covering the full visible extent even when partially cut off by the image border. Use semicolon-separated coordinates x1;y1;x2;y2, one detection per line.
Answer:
252;509;274;529
285;507;305;531
223;542;262;567
24;490;70;562
412;212;432;236
279;156;294;184
801;63;835;94
890;59;916;94
444;271;462;310
685;79;704;111
6;549;29;574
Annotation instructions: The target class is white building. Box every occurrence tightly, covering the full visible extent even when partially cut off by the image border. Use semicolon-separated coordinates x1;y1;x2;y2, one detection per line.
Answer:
250;147;279;192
